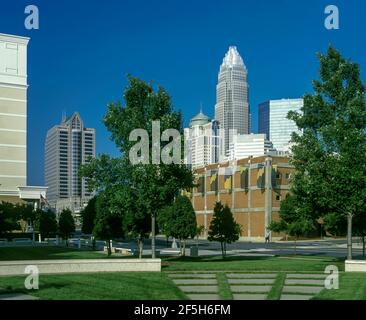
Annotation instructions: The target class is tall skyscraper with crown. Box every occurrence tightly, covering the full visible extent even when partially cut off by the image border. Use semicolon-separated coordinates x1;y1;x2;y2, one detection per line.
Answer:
215;46;250;157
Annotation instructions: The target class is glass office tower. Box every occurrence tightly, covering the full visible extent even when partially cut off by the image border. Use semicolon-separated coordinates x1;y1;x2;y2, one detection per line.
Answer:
258;99;303;151
215;46;250;156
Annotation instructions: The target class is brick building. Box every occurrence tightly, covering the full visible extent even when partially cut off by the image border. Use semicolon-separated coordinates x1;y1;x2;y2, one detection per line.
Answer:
190;155;294;242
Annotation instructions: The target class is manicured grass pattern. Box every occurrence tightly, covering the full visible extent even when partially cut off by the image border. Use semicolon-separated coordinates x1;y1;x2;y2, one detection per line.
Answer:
0;272;186;300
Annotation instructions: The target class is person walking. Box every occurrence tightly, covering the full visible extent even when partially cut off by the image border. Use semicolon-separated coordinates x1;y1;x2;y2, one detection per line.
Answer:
265;230;270;244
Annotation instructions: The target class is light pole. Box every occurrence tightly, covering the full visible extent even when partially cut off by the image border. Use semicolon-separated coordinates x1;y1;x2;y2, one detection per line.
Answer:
151;213;156;259
347;213;353;260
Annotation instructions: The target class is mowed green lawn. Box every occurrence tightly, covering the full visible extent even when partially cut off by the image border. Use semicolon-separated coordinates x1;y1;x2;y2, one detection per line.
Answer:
0;272;187;300
0;246;110;260
1;246;365;300
315;272;366;300
162;255;345;272
0;246;345;271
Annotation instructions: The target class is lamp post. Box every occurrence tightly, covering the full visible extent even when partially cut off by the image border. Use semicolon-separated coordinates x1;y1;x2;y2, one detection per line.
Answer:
151;213;156;259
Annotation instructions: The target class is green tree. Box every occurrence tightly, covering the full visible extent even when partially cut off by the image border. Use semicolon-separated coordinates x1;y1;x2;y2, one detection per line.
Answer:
283;47;366;260
0;202;19;234
15;203;36;232
208;201;241;258
80;76;194;258
157;195;197;256
58;209;75;246
81;196;97;234
269;194;315;254
354;213;366;257
93;190;124;256
38;209;58;241
323;213;347;237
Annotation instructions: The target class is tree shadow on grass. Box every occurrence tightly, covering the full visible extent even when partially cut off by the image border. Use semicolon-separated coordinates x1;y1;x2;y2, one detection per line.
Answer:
1;282;68;295
163;255;273;264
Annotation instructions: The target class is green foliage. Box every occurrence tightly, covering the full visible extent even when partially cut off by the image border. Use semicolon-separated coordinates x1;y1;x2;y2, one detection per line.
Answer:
81;197;97;234
323;213;347;236
38;210;58;240
281;47;366;243
0;202;20;234
93;190;124;256
353;213;366;256
80;76;195;257
196;225;205;238
208;202;241;258
58;209;75;244
14;204;35;232
158;195;197;256
269;194;315;238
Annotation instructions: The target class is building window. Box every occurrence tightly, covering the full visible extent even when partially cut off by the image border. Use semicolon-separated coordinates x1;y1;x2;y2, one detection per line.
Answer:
285;173;291;180
275;194;281;201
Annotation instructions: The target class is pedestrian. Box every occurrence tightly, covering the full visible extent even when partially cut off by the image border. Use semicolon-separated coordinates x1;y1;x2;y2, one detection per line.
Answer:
265;230;270;244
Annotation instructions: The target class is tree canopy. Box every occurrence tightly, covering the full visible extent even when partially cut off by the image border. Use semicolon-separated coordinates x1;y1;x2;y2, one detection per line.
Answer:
38;209;58;240
158;195;197;256
81;196;97;234
277;47;366;258
80;76;194;258
208;201;241;258
58;209;75;245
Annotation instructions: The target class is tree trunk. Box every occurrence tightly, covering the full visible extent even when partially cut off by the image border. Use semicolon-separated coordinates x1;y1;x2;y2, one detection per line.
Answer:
347;213;353;260
294;237;297;256
178;239;181;255
220;242;224;258
107;239;111;256
182;240;186;257
362;236;365;257
223;242;226;258
151;214;156;259
166;235;169;248
138;238;144;259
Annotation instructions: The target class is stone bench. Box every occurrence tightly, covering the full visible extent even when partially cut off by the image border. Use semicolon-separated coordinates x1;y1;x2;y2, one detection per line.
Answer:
345;260;366;272
103;246;133;255
0;259;161;275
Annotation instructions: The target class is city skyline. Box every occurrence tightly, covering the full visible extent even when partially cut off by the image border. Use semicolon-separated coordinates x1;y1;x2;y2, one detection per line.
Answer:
0;0;364;186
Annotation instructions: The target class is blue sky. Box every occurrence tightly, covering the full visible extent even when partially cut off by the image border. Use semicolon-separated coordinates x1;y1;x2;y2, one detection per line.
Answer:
1;0;365;186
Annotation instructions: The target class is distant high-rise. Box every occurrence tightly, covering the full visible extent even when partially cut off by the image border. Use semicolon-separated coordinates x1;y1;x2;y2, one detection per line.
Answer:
45;112;95;208
184;110;223;170
258;99;303;151
215;46;250;156
228;134;275;161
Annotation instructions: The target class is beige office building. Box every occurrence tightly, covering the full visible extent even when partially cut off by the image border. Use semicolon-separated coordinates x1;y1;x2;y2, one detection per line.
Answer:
0;33;29;203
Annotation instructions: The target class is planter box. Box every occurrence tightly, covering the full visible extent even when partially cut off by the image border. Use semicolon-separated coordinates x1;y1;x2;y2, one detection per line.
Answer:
0;259;161;276
345;260;366;272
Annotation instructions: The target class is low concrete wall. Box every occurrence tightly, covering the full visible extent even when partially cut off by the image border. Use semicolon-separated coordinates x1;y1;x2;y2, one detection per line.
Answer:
0;259;161;276
345;260;366;272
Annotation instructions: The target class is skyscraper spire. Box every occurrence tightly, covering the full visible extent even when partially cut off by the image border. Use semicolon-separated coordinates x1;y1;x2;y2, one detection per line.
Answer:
215;46;250;157
61;110;67;123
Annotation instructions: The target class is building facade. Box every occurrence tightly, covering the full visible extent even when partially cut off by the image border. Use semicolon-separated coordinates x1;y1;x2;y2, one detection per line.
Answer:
184;111;223;170
228;134;275;161
258;99;303;151
189;155;293;241
45;112;95;210
215;46;250;156
0;33;29;202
